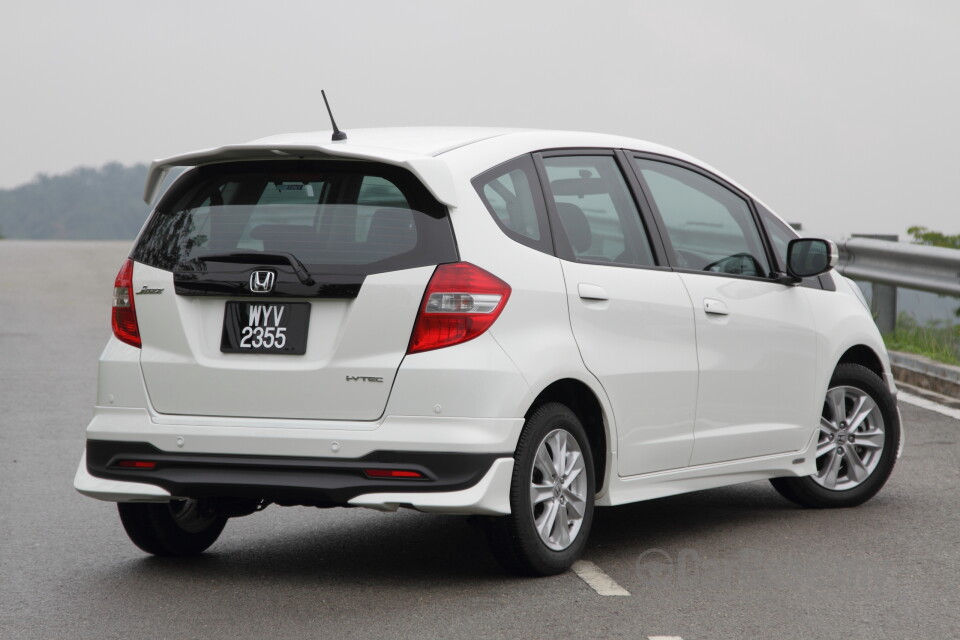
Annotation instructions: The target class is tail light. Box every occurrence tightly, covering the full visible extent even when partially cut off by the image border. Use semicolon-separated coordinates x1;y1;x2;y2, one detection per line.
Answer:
112;259;141;348
407;262;511;354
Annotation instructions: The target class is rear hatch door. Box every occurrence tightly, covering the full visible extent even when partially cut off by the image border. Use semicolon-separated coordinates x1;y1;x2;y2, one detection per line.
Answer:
131;160;457;421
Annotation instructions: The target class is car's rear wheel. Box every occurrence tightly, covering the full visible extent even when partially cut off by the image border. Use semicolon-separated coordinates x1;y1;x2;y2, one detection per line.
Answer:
485;402;595;576
771;363;900;508
118;499;227;556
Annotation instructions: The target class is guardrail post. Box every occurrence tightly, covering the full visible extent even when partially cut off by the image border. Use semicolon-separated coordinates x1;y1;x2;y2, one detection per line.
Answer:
852;234;898;334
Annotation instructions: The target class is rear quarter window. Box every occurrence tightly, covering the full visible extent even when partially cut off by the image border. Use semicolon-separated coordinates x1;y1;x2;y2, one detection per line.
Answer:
472;155;553;254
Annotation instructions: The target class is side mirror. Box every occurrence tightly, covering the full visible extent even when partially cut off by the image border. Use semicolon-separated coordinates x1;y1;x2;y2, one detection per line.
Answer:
785;238;838;279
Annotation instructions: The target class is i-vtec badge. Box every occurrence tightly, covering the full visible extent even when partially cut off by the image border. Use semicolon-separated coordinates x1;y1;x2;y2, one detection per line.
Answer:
249;270;276;294
346;376;384;383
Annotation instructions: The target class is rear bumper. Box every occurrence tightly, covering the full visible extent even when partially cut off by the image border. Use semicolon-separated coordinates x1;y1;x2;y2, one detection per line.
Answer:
84;438;501;504
75;451;173;502
74;449;514;515
76;406;523;514
84;407;525;458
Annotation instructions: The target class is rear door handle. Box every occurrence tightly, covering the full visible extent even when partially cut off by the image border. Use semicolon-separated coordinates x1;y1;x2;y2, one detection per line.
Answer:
578;283;609;301
703;298;729;316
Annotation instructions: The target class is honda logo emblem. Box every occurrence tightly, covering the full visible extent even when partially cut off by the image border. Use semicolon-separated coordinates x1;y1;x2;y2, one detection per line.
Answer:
249;270;276;293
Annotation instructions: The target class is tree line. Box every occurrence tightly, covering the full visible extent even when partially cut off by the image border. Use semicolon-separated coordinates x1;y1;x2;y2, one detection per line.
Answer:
0;163;150;239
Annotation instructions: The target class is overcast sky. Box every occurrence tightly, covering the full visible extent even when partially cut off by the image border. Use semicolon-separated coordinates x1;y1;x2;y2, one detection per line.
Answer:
2;0;957;238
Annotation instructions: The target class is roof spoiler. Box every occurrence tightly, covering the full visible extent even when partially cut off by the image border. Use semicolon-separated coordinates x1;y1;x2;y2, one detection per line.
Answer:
143;144;458;208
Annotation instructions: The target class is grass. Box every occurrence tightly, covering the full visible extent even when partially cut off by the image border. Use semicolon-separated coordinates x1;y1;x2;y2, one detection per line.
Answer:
883;315;960;366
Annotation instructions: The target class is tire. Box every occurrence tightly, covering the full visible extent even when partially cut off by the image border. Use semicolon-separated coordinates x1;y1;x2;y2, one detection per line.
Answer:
118;499;227;556
485;402;595;576
771;363;900;508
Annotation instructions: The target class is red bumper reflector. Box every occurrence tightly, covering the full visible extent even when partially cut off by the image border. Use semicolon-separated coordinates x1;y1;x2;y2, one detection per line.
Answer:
363;469;425;479
115;460;157;469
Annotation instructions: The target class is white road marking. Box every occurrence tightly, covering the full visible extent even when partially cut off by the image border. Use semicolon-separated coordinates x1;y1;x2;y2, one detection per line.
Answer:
571;560;631;596
648;637;684;640
898;391;960;421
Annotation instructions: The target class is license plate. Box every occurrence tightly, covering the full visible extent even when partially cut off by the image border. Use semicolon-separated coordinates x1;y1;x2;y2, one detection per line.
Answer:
220;302;311;355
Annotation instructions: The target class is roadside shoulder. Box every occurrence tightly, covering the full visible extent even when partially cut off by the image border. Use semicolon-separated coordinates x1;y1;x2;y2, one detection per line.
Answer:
889;351;960;400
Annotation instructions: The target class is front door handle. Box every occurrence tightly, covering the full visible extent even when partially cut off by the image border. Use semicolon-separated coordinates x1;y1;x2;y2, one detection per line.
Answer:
703;298;729;316
578;283;609;301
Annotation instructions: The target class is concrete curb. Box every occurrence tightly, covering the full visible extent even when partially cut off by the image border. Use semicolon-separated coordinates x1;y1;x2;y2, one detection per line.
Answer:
889;351;960;399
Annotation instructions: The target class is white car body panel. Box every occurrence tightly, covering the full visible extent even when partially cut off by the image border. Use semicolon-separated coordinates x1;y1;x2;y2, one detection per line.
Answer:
136;263;432;421
74;452;173;502
348;458;514;515
680;273;820;466
809;275;897;397
600;427;819;506
560;261;699;476
83;404;525;459
96;338;150;409
386;333;532;419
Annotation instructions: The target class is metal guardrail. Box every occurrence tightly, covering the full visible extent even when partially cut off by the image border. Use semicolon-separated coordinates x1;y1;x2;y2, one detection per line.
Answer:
836;238;960;296
834;237;960;334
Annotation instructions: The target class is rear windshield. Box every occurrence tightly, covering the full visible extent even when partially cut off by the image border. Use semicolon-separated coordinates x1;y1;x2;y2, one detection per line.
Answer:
133;160;457;275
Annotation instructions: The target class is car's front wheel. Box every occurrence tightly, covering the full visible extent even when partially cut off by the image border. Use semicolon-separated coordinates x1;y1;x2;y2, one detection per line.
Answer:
118;499;227;556
485;402;595;576
771;363;900;508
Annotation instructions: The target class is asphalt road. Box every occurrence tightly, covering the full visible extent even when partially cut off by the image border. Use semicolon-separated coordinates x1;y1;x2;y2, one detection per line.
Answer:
1;241;958;640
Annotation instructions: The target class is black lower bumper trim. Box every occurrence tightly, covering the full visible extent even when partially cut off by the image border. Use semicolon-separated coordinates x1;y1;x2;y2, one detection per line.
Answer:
86;440;502;507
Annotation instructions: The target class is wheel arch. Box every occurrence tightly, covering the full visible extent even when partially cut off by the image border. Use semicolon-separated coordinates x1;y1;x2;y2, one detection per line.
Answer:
526;378;610;495
836;344;886;380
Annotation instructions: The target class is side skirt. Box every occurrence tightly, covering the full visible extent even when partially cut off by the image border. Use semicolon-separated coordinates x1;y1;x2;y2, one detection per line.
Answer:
598;432;819;507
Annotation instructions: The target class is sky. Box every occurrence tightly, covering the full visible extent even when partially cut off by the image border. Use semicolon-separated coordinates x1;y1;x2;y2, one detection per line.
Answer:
2;0;958;239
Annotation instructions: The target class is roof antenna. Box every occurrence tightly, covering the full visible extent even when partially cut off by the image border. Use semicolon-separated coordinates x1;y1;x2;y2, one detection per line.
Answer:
322;90;347;142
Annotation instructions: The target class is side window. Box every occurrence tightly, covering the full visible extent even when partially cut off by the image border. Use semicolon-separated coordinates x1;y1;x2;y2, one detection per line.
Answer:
634;158;771;278
541;155;655;267
472;155;551;253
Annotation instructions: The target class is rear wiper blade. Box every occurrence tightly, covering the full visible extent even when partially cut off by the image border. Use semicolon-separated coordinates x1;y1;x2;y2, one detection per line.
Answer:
190;252;316;286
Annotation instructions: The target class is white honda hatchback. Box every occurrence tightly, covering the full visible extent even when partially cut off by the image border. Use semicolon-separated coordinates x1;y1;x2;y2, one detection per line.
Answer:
75;127;901;575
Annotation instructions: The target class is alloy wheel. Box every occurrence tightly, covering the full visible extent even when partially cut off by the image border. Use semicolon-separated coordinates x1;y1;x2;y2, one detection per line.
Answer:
529;429;589;550
813;385;886;491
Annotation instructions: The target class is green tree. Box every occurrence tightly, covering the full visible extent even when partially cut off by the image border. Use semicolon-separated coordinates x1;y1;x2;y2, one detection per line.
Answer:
906;226;960;249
